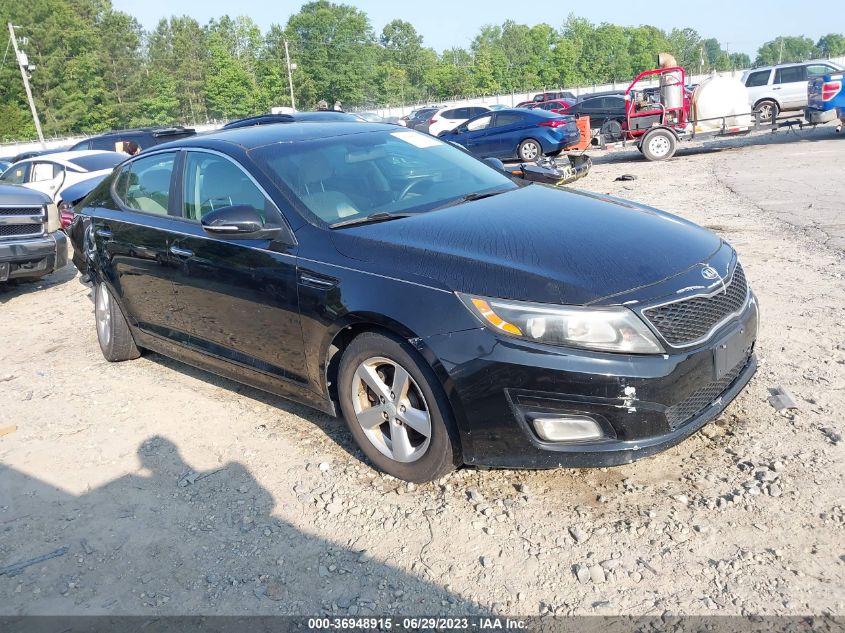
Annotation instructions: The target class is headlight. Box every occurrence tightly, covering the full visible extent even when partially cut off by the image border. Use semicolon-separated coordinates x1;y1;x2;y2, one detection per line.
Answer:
45;202;61;234
458;293;665;354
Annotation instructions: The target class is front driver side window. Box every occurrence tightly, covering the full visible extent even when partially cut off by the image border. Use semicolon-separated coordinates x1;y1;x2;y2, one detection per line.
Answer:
182;152;279;223
466;115;493;132
113;153;176;215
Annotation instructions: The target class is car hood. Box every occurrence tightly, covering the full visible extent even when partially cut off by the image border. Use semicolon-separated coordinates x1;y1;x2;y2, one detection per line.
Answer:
0;183;52;205
330;184;723;305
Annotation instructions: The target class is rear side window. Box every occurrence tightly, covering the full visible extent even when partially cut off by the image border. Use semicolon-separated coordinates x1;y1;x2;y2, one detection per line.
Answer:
70;139;92;151
468;107;488;117
774;66;805;84
113;153;176;215
441;109;460;119
494;112;524;127
580;97;602;110
91;137;120;151
182;151;278;222
745;70;771;87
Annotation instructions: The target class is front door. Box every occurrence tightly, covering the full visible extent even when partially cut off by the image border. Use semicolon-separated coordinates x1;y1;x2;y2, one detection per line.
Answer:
93;151;186;338
167;150;309;388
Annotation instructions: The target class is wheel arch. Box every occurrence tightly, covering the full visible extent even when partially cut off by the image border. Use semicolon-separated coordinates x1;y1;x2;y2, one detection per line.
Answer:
322;314;468;450
753;97;781;110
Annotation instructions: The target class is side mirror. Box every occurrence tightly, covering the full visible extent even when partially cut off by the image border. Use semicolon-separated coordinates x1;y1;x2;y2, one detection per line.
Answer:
201;205;266;236
482;157;506;173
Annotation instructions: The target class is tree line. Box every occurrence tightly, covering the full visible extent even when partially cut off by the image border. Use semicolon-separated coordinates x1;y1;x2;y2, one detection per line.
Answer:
1;0;844;141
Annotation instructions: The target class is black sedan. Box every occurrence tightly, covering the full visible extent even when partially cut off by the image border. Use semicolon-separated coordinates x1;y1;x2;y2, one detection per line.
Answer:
566;94;628;131
70;123;758;482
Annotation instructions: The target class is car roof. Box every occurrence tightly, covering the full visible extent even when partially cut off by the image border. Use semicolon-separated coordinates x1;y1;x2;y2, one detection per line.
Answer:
223;112;361;129
745;59;844;73
83;126;195;138
152;121;400;153
15;150;124;168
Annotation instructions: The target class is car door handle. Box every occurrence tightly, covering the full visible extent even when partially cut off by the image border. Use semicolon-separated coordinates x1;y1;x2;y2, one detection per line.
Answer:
95;228;113;239
169;245;194;258
772;87;781;90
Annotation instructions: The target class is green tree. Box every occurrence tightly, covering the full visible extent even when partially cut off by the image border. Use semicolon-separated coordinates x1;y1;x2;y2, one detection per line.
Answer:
147;16;209;123
284;0;378;108
756;36;817;65
816;33;845;57
204;19;260;120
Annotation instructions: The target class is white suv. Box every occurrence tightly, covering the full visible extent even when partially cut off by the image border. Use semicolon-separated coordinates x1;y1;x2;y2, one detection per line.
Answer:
742;60;844;122
426;105;491;137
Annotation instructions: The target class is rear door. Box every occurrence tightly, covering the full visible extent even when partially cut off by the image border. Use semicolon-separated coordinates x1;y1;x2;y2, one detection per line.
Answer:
773;65;807;109
92;150;185;338
165;149;309;389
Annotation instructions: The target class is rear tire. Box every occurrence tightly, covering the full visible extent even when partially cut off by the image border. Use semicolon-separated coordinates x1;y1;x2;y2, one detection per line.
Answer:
337;331;460;483
754;99;779;123
95;282;141;362
641;129;677;161
518;138;542;162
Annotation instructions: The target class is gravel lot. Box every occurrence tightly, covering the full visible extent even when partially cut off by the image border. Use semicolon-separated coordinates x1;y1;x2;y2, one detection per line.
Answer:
1;124;843;617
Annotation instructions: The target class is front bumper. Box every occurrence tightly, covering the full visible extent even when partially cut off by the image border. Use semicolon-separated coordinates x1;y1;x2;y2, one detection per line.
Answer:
805;107;838;125
0;232;67;280
423;297;758;469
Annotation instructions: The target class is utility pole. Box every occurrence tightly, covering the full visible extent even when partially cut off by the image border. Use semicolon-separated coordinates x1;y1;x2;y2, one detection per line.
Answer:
284;39;296;110
8;23;45;148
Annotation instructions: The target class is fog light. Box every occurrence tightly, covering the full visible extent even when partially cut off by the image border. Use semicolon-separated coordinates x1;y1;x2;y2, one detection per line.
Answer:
532;416;603;442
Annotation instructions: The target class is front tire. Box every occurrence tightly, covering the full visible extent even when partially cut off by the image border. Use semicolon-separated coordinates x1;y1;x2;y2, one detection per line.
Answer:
337;332;460;482
518;138;542;162
95;282;140;362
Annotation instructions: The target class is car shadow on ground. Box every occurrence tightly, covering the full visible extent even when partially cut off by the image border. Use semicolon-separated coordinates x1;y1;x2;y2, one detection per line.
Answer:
144;352;365;465
0;436;479;616
0;263;77;305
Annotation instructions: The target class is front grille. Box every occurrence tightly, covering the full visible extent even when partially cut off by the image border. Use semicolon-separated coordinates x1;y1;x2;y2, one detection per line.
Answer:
644;264;748;347
0;224;43;237
0;206;44;217
665;352;751;430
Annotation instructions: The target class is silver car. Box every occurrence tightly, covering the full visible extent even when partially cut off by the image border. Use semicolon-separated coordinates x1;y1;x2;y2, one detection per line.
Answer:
742;60;844;122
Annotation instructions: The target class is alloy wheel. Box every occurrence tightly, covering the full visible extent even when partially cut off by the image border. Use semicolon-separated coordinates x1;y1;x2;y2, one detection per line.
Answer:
521;142;539;161
351;356;431;463
95;283;111;348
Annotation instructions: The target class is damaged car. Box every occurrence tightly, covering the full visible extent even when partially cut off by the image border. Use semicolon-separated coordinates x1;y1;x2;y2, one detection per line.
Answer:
70;123;758;482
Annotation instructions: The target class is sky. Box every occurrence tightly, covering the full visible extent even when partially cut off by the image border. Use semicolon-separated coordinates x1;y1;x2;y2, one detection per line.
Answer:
112;0;830;58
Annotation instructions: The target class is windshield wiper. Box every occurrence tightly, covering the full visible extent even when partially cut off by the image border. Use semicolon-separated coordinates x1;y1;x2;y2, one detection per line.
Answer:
329;211;413;229
460;189;511;202
433;187;513;211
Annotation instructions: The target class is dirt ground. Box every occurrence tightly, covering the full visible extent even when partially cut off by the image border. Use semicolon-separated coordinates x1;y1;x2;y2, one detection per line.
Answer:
1;124;843;618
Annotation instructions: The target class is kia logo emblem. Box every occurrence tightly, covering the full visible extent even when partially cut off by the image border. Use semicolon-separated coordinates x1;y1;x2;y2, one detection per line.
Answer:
701;266;720;281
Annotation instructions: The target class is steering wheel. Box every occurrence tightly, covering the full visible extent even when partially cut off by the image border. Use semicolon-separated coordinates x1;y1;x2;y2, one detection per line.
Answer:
397;177;433;201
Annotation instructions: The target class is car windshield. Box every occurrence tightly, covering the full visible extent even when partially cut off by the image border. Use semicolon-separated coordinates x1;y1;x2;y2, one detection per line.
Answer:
68;153;125;172
250;128;517;227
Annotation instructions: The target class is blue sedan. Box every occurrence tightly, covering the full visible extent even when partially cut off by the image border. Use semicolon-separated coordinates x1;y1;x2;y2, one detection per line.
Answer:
440;108;580;162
